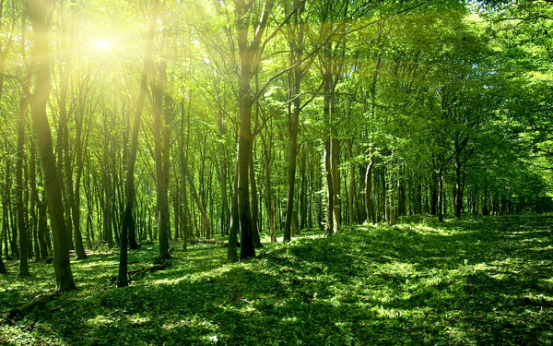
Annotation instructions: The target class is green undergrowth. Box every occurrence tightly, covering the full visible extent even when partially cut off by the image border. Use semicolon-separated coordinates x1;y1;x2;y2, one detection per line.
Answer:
1;215;553;345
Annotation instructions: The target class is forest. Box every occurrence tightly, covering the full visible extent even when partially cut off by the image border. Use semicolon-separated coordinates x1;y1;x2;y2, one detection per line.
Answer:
1;0;552;345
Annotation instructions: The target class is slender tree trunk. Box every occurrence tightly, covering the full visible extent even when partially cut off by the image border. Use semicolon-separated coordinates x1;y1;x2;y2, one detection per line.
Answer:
16;87;29;276
455;157;462;219
30;139;40;261
55;0;75;252
227;159;239;262
215;81;231;237
24;156;32;261
102;112;114;248
299;149;307;230
3;148;16;259
398;172;405;217
322;68;341;235
0;230;5;274
348;140;355;226
388;163;395;226
416;178;422;214
271;202;276;242
153;58;171;260
262;131;274;240
365;158;374;224
0;212;6;273
307;160;313;229
324;138;334;236
283;104;298;242
181;173;189;250
250;150;263;248
180;160;212;239
283;22;304;240
174;180;180;240
71;106;86;259
120;104;139;250
179;98;189;250
438;168;444;223
331;136;341;232
380;167;386;222
430;174;438;216
37;196;48;259
118;0;158;287
2;207;9;261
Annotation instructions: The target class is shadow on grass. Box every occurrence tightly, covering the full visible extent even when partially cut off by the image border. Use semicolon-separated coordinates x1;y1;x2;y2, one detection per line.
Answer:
1;215;552;345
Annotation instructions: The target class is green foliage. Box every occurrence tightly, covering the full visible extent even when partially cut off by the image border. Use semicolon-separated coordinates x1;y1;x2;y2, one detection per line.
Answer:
2;216;552;345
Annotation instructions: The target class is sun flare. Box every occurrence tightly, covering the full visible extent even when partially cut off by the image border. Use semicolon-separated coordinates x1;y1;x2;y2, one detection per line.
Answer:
94;40;111;50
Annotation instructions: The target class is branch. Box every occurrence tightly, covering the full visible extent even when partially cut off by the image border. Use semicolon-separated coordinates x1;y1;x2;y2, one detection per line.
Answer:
519;160;553;170
254;0;307;71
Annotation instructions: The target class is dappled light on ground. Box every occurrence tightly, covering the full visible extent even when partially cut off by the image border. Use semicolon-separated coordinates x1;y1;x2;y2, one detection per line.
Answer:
1;215;552;345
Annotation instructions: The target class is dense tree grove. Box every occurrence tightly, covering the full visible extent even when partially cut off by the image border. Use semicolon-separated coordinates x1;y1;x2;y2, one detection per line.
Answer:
0;0;551;290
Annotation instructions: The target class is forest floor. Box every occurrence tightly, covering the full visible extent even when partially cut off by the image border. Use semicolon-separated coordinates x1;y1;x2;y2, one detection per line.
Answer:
1;215;553;345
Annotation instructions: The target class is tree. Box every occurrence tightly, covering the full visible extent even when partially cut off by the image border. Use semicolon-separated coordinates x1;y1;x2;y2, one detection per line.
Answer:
25;0;75;292
118;0;159;287
283;0;309;242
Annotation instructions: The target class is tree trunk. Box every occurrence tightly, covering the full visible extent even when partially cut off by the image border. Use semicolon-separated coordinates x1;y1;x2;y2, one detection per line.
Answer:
438;169;444;223
102;112;114;248
430;174;438;216
454;157;462;219
388;163;395;226
180;160;212;240
16;82;29;276
3;147;16;259
30;139;41;261
331;138;341;233
283;6;305;240
236;103;255;259
216;82;230;236
250;150;263;248
233;0;275;259
26;0;75;292
324;138;334;236
71;104;87;260
227;159;239;263
283;103;298;242
0;230;6;273
153;58;171;260
299;149;307;230
416;178;422;215
179;97;190;250
118;0;158;287
398;173;405;217
348;140;355;226
365;158;374;224
262;130;274;240
173;181;180;240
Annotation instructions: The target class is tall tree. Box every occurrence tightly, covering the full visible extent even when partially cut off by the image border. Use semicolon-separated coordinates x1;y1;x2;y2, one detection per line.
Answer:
117;0;158;287
283;0;308;242
152;53;171;260
16;14;31;276
25;0;75;291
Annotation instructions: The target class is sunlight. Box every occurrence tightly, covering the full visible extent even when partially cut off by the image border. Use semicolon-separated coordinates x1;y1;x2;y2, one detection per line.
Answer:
94;39;111;50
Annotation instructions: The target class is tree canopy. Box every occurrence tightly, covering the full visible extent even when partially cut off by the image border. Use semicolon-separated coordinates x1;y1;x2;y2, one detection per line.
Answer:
0;0;550;291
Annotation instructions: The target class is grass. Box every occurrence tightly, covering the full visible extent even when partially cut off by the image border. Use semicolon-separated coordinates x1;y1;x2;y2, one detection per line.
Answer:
1;215;552;345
